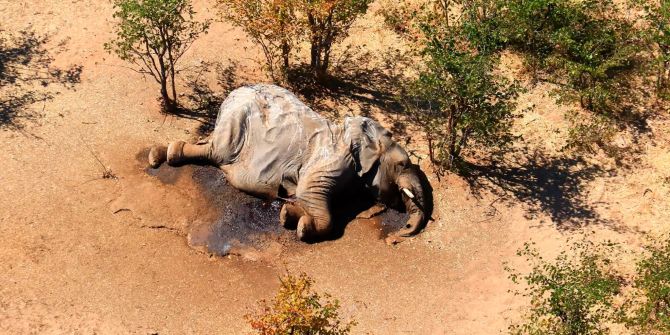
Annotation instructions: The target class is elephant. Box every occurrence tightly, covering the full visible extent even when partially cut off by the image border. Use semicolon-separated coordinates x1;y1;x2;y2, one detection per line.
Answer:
148;84;431;243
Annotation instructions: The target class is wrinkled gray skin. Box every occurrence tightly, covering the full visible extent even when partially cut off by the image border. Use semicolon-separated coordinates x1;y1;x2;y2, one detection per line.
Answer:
149;84;429;243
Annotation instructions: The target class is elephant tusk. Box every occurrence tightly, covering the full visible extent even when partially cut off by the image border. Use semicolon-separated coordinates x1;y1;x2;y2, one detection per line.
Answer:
402;188;415;199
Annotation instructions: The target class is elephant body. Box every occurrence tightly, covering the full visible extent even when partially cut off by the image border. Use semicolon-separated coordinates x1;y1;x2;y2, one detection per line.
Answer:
208;85;350;200
149;84;429;242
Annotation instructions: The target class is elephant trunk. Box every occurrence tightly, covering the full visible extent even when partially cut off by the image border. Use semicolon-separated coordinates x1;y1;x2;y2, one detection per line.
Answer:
395;171;428;237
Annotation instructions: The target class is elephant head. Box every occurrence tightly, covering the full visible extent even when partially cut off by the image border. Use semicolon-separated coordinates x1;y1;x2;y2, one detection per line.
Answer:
346;117;433;239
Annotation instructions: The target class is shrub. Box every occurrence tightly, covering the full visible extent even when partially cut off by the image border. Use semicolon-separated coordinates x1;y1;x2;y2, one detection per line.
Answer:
105;0;210;113
218;0;298;81
220;0;371;81
564;111;622;161
621;235;670;334
401;39;520;171
502;0;642;116
246;272;355;335
506;238;622;335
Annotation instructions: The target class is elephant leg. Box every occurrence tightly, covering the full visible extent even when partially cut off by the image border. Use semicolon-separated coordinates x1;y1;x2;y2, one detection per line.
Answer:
297;215;318;241
293;159;352;241
294;187;334;241
220;166;278;200
280;202;306;229
148;140;214;168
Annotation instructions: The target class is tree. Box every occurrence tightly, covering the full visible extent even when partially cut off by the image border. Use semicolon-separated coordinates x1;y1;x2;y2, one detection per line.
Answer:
632;0;670;98
246;272;355;335
300;0;372;78
501;0;643;116
621;235;670;335
220;0;371;81
496;0;645;159
393;1;520;172
402;37;519;171
219;0;298;82
105;0;209;113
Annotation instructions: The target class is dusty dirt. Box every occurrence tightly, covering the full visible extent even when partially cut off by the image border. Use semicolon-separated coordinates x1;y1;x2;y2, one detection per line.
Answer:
1;0;669;334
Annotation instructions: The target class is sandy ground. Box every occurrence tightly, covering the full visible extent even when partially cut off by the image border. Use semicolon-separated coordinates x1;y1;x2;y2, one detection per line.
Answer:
1;0;669;334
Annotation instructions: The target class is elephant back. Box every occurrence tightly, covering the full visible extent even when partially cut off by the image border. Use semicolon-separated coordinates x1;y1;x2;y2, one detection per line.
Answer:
210;84;341;197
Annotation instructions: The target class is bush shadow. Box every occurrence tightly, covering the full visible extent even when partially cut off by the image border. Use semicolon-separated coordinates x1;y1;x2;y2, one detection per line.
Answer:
178;49;411;138
0;29;82;131
286;48;408;131
177;61;250;137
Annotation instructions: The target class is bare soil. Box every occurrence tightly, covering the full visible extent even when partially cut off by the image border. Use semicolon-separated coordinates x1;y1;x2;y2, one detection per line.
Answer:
1;1;669;334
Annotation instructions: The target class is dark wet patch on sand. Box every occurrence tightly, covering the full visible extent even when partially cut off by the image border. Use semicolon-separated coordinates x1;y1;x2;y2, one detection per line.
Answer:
146;162;295;259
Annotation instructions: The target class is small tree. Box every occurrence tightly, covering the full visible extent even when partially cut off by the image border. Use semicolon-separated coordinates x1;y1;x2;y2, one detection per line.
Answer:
218;0;298;82
506;239;622;335
105;0;209;113
300;0;372;78
246;272;355;335
402;40;519;171
398;2;519;172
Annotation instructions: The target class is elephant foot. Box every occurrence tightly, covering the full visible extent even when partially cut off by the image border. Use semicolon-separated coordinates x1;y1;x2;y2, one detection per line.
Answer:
296;215;315;242
148;145;168;168
279;203;305;230
280;205;296;229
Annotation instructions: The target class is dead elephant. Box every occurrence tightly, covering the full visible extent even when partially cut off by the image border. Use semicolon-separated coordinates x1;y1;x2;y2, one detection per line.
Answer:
149;84;431;243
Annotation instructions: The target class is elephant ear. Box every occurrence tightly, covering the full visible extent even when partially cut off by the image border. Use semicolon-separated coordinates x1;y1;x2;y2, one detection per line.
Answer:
358;137;383;176
349;117;391;176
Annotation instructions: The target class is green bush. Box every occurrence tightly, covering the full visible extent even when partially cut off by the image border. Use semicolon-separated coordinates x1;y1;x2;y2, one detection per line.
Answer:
401;38;520;171
632;0;670;99
105;0;210;113
384;0;650;163
621;235;670;334
506;238;622;335
502;0;643;116
246;272;355;335
496;0;647;158
564;111;621;160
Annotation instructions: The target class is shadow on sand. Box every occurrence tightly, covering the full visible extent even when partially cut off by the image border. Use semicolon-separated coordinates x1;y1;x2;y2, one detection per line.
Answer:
459;148;620;230
175;49;411;139
0;29;82;131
